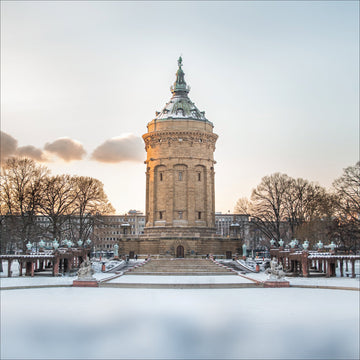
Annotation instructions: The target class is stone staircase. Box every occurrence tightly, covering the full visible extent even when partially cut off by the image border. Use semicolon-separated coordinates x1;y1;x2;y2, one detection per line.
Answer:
127;258;234;276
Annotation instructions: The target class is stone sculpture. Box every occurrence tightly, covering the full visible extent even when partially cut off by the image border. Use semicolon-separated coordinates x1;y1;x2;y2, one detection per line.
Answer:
265;258;285;280
77;259;95;280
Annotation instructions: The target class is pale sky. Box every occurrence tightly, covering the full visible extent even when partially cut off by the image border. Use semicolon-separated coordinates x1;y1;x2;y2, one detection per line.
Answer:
1;1;359;214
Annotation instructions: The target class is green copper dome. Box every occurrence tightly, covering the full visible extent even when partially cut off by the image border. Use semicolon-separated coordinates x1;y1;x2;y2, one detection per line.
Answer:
154;57;212;124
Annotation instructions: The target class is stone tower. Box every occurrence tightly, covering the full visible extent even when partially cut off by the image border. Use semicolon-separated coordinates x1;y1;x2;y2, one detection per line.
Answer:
143;57;218;239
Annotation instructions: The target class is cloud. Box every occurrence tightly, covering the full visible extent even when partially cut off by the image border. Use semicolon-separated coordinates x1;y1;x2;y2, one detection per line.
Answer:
16;145;48;162
1;131;48;163
44;138;86;162
91;134;144;163
1;131;18;161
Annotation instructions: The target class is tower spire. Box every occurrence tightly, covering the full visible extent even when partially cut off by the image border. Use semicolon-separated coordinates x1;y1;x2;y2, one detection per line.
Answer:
172;56;189;94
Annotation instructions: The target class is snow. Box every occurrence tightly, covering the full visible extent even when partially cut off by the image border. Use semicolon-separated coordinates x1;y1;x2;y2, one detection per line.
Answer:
107;275;254;284
1;287;359;359
1;258;359;359
244;272;360;288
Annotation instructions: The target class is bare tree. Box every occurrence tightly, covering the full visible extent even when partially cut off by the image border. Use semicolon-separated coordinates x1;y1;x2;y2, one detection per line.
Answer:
250;173;291;242
235;173;335;247
332;162;360;251
69;176;115;242
234;197;252;215
284;178;334;242
0;158;49;251
40;175;78;241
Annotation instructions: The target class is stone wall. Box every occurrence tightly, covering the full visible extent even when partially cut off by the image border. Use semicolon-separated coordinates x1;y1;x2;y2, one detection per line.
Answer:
143;119;218;232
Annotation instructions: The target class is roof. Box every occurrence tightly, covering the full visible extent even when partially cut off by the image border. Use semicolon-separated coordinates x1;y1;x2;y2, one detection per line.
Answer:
154;57;212;124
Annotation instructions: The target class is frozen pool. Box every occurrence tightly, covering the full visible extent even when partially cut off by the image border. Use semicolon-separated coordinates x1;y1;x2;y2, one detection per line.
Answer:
1;287;359;359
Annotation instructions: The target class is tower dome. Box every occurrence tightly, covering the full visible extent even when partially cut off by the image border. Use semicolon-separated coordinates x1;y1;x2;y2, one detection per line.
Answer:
153;57;211;124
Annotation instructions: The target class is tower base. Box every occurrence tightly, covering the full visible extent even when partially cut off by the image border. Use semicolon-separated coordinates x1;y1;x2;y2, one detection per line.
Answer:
118;233;242;259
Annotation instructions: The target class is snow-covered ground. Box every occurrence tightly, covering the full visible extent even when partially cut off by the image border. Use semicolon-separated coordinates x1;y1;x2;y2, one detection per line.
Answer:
107;275;254;284
245;272;360;288
1;259;359;359
1;259;359;289
1;287;359;359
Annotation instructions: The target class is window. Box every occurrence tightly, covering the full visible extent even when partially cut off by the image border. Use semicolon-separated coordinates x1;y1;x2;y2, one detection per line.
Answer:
160;172;163;181
159;211;163;220
178;211;183;219
197;172;201;181
179;171;183;181
198;212;202;220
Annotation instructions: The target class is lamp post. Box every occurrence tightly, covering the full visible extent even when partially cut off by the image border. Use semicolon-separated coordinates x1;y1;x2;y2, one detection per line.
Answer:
85;239;92;259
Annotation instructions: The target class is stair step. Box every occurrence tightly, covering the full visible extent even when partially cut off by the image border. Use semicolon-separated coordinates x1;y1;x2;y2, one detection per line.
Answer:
128;258;234;275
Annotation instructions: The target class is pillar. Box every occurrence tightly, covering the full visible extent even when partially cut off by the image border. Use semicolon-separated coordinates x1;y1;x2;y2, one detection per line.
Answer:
340;259;344;277
301;255;309;277
25;262;32;276
31;262;34;277
345;260;349;272
7;259;12;277
326;260;331;278
319;260;322;273
19;261;23;276
53;258;59;276
351;260;356;278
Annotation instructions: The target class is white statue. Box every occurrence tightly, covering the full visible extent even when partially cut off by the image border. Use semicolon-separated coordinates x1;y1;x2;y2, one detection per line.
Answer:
265;258;285;280
77;259;95;280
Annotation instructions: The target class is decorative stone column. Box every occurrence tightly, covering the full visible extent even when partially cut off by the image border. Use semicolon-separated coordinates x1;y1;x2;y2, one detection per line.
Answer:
301;251;309;277
53;258;60;276
340;259;344;277
351;259;356;278
7;259;12;277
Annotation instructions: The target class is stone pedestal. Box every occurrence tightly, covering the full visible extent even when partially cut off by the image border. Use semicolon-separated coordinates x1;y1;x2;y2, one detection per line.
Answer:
73;279;98;287
263;280;290;288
